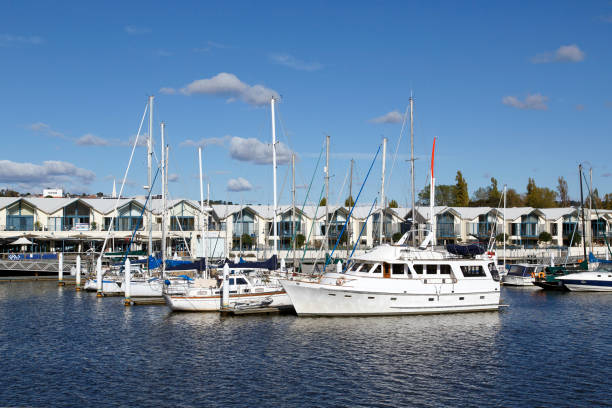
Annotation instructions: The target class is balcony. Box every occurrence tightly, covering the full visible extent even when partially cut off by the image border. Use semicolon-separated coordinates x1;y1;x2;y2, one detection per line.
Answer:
437;222;458;238
468;222;494;238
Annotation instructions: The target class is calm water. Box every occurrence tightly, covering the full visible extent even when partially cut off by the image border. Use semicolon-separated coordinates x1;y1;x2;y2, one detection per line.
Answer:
0;282;611;407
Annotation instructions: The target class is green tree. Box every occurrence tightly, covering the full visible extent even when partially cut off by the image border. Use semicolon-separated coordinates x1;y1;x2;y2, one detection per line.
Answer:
388;199;398;208
344;195;354;207
538;231;552;243
557;177;570;206
525;178;557;208
495;233;508;243
417;184;456;206
454;171;469;207
319;197;327;206
392;232;403;242
506;188;524;207
0;189;19;197
295;234;306;248
603;193;612;210
241;234;253;249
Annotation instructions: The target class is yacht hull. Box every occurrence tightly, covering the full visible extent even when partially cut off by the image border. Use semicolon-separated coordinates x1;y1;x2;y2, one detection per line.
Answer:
281;280;500;316
558;272;612;292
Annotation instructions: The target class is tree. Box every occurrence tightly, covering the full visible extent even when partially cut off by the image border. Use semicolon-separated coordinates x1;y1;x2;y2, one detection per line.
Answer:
388;199;398;208
392;232;403;242
0;189;19;197
603;193;612;210
96;192;104;198
495;233;508;243
417;184;456;206
591;188;603;209
344;195;354;207
505;188;524;207
241;234;253;249
91;221;98;231
319;197;327;206
454;171;469;207
525;178;557;208
538;231;552;244
295;234;306;248
557;177;570;206
489;177;501;206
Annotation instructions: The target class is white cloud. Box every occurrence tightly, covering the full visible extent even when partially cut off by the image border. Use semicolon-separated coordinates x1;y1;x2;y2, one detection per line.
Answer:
193;41;230;52
0;160;95;187
531;44;585;63
159;87;177;95
269;53;323;71
75;133;110;146
227;177;253;192
168;173;179;182
162;72;279;106
229;136;292;165
126;134;149;147
502;93;549;110
369;110;404;124
0;34;43;47
28;122;66;139
124;26;151;35
179;135;230;148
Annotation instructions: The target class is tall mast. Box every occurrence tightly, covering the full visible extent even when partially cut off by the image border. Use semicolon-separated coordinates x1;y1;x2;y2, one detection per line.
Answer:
199;147;207;278
348;158;353;256
292;153;296;271
147;95;154;259
271;97;278;257
380;137;387;245
409;94;416;246
160;122;166;277
430;137;436;248
589;167;593;254
579;164;587;262
503;184;507;271
325;135;330;252
164;145;169;274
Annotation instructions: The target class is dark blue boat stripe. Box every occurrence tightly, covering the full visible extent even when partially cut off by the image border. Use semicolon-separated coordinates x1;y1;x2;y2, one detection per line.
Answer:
562;280;612;287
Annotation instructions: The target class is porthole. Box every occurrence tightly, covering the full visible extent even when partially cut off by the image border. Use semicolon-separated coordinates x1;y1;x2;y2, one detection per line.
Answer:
328;293;336;296
344;295;352;297
368;296;375;299
428;297;434;301
459;297;464;300
480;295;485;299
390;297;397;301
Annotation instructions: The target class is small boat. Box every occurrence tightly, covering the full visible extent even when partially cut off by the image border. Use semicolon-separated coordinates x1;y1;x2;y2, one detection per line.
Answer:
501;264;547;287
163;269;291;312
556;262;612;292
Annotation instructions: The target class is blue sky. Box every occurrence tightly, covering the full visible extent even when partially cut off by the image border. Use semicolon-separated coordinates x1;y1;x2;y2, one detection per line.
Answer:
1;1;611;206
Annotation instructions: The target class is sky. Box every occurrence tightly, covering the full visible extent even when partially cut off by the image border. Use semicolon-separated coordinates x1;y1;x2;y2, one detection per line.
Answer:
1;1;611;207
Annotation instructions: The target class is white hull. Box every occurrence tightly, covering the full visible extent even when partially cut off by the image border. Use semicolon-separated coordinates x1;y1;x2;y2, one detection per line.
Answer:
281;279;500;316
164;291;291;312
83;279;123;294
125;279;163;297
501;275;535;287
558;271;612;292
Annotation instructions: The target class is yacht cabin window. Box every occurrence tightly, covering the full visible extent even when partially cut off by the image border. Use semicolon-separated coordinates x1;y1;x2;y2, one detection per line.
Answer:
426;265;437;274
361;263;375;273
413;264;423;274
235;278;248;285
440;264;451;275
371;265;382;274
392;264;405;275
229;278;235;285
460;265;487;277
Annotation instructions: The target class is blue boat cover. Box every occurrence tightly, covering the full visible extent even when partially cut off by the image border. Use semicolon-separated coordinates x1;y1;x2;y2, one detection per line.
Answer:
222;255;278;271
166;258;207;272
446;243;486;256
589;252;612;264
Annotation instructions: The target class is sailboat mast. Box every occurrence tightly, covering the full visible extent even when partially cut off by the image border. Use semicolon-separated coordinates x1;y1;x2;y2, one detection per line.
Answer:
589;167;593;254
271;97;278;257
147;95;154;259
503;184;507;271
292;153;296;271
430;137;436;248
409;95;416;246
348;158;353;256
579;164;587;262
199;147;207;278
325;135;330;252
380;137;387;245
161;122;166;277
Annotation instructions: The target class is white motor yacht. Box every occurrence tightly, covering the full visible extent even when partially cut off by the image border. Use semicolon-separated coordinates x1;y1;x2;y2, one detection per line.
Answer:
280;244;501;316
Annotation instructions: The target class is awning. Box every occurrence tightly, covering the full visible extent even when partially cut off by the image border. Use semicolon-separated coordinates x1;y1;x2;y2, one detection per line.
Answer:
10;237;33;245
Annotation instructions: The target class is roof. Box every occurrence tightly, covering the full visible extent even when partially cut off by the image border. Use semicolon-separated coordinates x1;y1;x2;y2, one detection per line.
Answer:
538;207;578;221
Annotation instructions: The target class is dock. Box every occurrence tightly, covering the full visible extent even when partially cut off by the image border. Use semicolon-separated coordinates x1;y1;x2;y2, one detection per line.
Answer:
129;297;166;305
220;306;294;316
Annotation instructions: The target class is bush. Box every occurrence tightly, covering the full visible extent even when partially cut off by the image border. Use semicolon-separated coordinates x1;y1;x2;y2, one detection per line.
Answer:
495;233;508;243
296;234;306;248
241;234;253;249
538;231;552;243
392;232;403;243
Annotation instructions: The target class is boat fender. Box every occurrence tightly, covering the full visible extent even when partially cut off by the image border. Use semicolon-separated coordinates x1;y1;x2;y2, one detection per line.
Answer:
164;279;171;286
336;278;344;286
